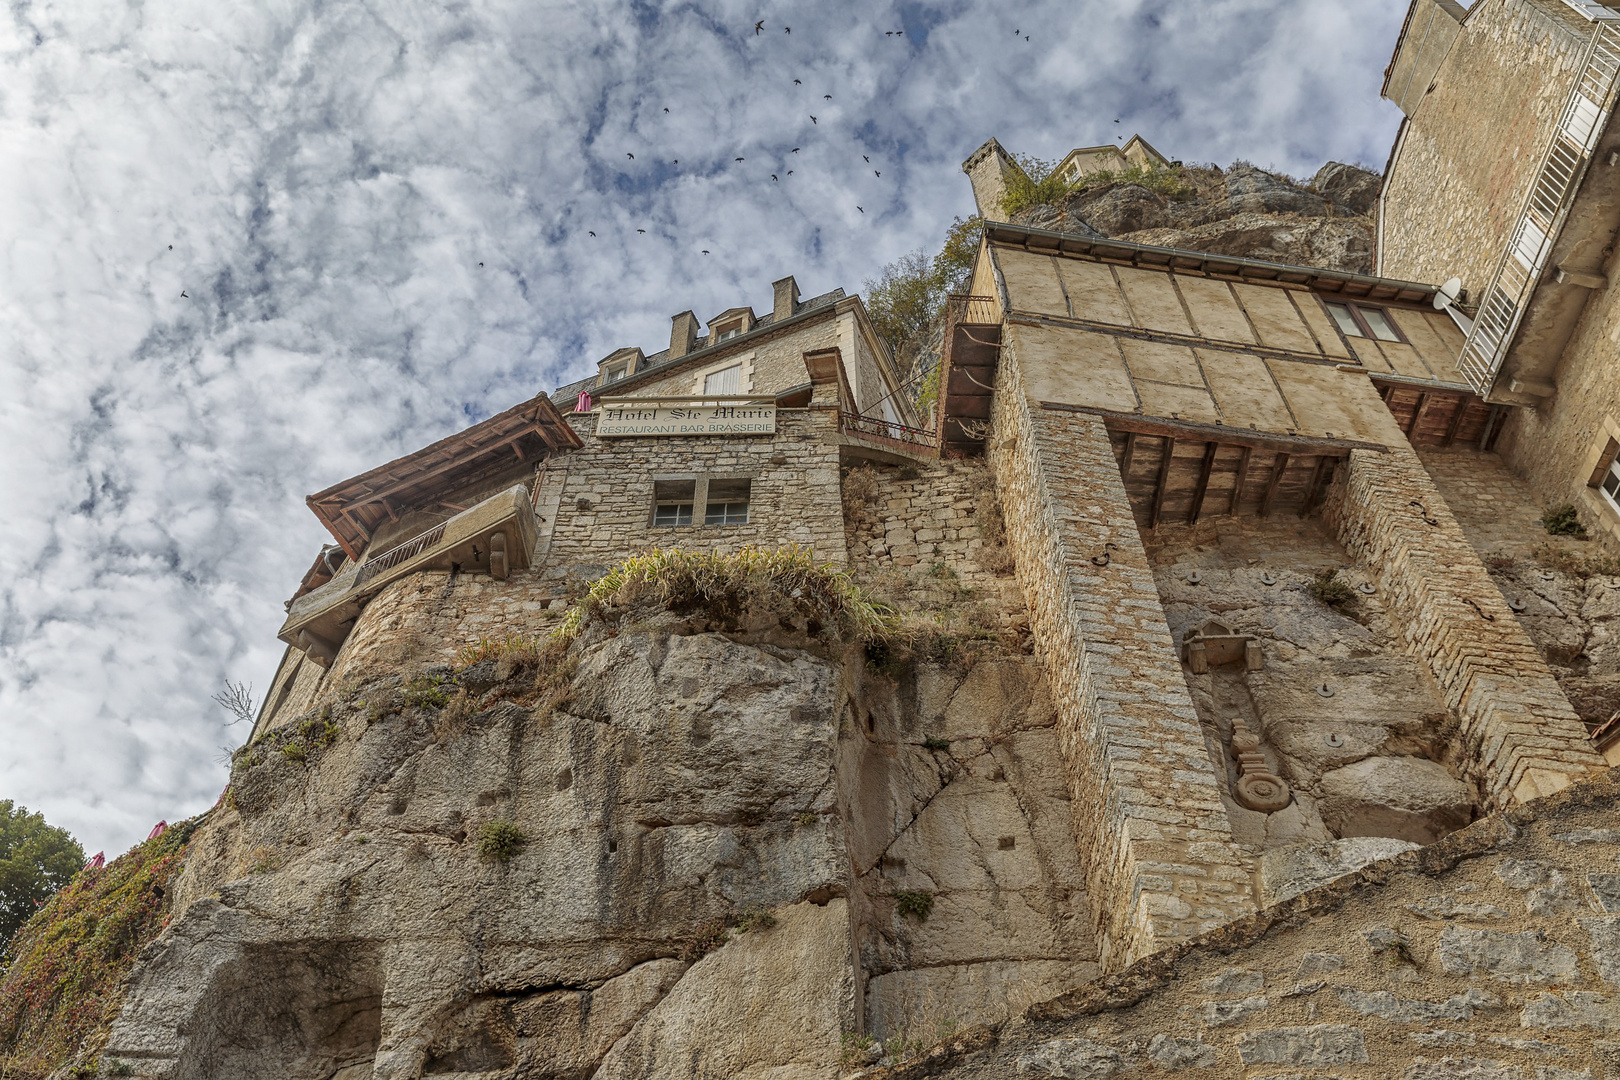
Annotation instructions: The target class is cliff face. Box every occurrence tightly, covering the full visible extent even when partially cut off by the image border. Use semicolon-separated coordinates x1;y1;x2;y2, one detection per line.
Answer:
85;584;1087;1080
1010;161;1382;275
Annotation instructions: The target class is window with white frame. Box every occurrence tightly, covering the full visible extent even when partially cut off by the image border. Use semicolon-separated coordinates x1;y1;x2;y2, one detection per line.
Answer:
652;480;695;527
703;364;742;395
1602;457;1620;514
714;319;744;342
1323;300;1404;343
601;363;630;385
705;479;751;525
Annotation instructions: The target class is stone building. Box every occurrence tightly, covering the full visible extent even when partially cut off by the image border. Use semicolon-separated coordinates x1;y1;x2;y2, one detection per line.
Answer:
56;2;1620;1076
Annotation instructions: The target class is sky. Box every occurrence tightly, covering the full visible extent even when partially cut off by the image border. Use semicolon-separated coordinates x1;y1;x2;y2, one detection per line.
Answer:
0;0;1412;856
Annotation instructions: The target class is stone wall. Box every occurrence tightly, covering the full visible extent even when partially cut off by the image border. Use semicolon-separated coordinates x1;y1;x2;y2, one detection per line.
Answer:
631;310;841;402
1379;0;1589;294
870;767;1620;1080
1326;444;1605;806
988;348;1255;972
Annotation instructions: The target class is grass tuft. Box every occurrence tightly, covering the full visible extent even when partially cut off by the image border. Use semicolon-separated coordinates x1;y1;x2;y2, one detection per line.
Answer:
477;820;527;863
893;889;935;922
1542;503;1588;538
1306;569;1356;611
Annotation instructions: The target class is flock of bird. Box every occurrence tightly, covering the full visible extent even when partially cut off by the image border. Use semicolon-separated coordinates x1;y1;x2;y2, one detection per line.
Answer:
584;18;931;253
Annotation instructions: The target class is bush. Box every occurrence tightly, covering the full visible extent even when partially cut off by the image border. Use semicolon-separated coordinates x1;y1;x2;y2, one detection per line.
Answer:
893;889;935;922
1000;154;1072;218
1306;569;1356;611
457;632;545;668
477;821;527;863
735;906;777;933
1534;541;1620;579
864;215;984;396
1070;161;1196;201
922;736;952;752
0;802;84;946
1542;503;1588;538
0;819;199;1076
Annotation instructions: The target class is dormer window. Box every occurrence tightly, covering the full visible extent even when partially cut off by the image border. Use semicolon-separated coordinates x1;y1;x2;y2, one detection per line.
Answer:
602;363;629;384
715;320;744;342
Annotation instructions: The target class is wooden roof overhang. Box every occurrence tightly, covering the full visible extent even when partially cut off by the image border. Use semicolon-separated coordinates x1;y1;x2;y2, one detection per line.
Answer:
307;394;582;559
937;296;1003;457
1040;403;1388;532
984;222;1440;304
1371;375;1507;451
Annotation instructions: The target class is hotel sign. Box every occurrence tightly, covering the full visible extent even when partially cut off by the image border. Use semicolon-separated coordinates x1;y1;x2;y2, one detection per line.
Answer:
596;401;777;437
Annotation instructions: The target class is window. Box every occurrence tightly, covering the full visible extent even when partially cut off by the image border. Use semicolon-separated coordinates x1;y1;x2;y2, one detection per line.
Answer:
715;320;744;342
601;364;629;385
1324;300;1404;343
652;480;695;527
1602;457;1620;514
703;364;742;395
705;479;751;525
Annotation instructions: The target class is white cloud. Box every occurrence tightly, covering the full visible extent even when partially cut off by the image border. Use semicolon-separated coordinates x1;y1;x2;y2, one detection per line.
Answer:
0;0;1406;853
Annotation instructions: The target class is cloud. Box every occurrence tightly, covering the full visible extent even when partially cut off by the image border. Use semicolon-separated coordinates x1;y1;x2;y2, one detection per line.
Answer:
0;0;1406;854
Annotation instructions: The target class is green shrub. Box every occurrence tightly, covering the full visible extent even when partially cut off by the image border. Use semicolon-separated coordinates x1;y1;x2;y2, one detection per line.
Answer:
1071;161;1196;200
893;889;935;922
279;741;306;764
1542;503;1588;538
0;819;199;1076
477;820;527;863
1000;154;1072;218
735;906;778;933
404;675;456;709
922;736;952;752
1306;569;1356;611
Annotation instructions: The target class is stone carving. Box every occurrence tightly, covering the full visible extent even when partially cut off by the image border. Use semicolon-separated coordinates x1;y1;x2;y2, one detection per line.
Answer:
1182;619;1263;674
1231;716;1292;813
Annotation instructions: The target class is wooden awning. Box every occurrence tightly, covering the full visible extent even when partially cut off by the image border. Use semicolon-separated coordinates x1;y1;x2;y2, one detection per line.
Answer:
307;394;581;558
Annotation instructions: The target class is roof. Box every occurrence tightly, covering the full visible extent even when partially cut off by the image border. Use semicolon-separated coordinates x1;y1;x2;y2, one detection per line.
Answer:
549;287;847;407
307;393;582;559
984;220;1441;304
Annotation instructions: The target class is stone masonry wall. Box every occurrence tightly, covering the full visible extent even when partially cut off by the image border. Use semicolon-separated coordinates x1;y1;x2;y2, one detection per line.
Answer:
1379;0;1588;292
1326;444;1606;807
630;312;841;402
876;767;1620;1080
988;349;1255;973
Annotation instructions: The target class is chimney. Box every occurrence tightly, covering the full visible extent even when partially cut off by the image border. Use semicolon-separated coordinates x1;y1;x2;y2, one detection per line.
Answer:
772;276;799;322
670;311;699;358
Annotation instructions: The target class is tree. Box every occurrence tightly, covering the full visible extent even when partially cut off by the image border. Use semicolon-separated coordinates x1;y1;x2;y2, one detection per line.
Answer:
0;801;84;947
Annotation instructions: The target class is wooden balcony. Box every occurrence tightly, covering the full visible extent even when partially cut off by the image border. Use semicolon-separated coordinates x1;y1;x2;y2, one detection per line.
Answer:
278;485;537;666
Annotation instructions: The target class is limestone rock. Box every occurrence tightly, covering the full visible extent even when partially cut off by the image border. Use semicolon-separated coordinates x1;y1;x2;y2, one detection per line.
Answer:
1014;1037;1122;1078
1579;917;1620;987
1147;1034;1217;1068
1312;161;1381;216
1439;927;1579;984
1258;836;1419;907
1063;182;1173;235
1235;1024;1369;1066
1317;756;1475;844
1522;992;1620;1031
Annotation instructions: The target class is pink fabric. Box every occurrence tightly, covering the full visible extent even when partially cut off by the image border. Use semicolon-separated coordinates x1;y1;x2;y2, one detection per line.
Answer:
146;820;168;841
576;390;593;413
86;851;105;870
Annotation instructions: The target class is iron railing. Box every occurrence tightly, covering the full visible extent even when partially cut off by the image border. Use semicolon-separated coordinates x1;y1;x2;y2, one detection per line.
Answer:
839;411;938;449
355;522;447;589
1458;18;1620;394
945;294;999;326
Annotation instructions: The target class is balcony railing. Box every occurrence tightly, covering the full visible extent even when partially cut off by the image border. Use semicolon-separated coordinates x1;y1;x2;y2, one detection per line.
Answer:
945;294;1000;326
839;411;938;450
355;523;447;589
1457;18;1620;394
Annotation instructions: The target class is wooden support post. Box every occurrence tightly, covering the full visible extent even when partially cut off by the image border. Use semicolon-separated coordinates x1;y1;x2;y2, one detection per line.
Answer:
1405;392;1430;439
1301;456;1330;517
1441;397;1468;447
1259;453;1289;518
1189;441;1217;523
1119;431;1136;481
1229;446;1252;515
1149;435;1175;529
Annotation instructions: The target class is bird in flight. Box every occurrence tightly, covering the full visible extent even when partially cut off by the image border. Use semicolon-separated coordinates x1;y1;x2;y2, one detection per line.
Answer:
478;262;484;267
168;244;172;250
588;231;596;236
783;26;790;32
664;107;670;113
736;156;745;162
1114;118;1120;123
792;147;800;153
702;249;710;254
856;206;864;213
637;228;646;234
862;155;869;163
180;290;188;297
787;170;793;175
794;79;801;85
627;152;635;159
672;159;678;164
810;115;818;124
1014;27;1019;33
823;94;832;100
772;174;778;181
874;170;881;177
754;20;764;34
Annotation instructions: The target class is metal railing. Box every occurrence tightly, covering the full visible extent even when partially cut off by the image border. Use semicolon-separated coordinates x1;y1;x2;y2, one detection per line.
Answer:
839;411;938;449
355;522;447;589
1458;18;1620;394
945;294;999;326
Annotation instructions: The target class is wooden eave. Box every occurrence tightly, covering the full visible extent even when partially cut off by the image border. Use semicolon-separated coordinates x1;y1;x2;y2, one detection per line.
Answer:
984;222;1440;305
307;394;581;559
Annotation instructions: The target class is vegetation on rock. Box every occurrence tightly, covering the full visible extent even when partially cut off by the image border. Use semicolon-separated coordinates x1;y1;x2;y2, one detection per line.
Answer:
0;801;84;947
1542;502;1588;538
0;817;199;1078
893;889;935;922
1306;568;1356;611
477;820;527;863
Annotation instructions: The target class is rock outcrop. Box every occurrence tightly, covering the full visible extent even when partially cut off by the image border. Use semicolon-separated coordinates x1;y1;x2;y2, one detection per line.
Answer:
1009;161;1380;275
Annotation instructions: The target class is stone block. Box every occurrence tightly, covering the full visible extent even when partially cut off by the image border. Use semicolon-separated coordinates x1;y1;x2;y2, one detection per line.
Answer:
1014;1037;1122;1077
1439;927;1579;984
1235;1025;1369;1066
1258;836;1420;907
1147;1033;1216;1068
1317;756;1476;844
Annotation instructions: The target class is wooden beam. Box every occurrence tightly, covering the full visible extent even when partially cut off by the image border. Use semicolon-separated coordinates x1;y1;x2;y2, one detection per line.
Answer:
1441;397;1468;447
351;428;542;508
1478;405;1501;451
1119;431;1136;481
1149;436;1175;529
1301;456;1330;517
1405;392;1431;439
1229;445;1252;515
1189;441;1218;523
1260;453;1290;518
1039;401;1383;456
